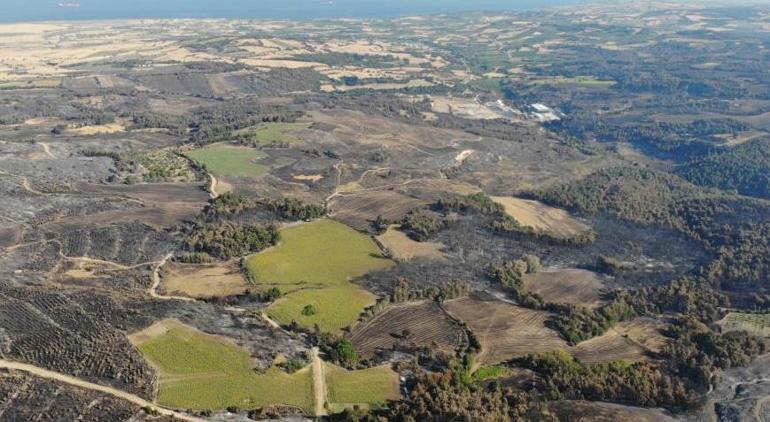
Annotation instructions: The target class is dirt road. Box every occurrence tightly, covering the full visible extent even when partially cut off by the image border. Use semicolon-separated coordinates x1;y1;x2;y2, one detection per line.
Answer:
0;359;204;421
149;253;196;302
311;347;328;416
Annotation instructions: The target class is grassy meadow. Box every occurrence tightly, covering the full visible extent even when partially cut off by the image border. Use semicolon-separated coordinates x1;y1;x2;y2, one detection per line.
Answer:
185;144;267;177
234;122;310;146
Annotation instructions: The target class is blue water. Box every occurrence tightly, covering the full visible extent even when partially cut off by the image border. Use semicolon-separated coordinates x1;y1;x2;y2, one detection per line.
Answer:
2;0;588;23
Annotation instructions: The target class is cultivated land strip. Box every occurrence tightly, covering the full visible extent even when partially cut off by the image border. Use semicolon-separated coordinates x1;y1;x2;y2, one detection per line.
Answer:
0;359;204;421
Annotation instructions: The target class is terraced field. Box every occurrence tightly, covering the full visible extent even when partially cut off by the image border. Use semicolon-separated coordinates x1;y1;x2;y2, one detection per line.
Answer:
245;219;393;332
443;297;567;366
569;318;668;364
130;319;314;412
348;301;465;358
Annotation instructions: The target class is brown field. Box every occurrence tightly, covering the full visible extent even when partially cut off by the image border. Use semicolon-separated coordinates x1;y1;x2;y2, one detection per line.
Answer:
443;296;567;366
0;225;21;248
523;269;607;308
548;400;676;422
330;190;428;232
375;225;446;261
60;182;210;228
490;196;588;238
348;301;465;358
569;318;668;364
161;261;249;298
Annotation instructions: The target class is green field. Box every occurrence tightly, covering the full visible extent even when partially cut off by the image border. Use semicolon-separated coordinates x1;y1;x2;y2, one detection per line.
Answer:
325;363;400;412
269;286;376;333
185;144;267;177
472;365;515;381
245;219;393;331
719;312;770;337
234;122;310;146
135;320;313;411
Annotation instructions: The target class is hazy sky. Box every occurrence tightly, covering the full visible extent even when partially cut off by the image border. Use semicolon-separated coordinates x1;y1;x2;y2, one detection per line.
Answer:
3;0;590;22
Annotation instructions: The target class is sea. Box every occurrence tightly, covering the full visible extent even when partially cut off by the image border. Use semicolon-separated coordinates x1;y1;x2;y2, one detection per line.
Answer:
2;0;590;23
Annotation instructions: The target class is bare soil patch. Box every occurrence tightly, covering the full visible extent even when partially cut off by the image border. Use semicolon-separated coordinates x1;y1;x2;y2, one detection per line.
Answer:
523;269;607;309
161;261;249;298
548;400;676;422
375;225;446;261
331;190;428;232
443;296;567;366
348;301;465;358
0;225;21;248
491;196;589;238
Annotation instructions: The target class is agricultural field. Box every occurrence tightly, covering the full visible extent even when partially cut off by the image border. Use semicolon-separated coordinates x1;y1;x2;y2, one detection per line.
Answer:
160;261;249;298
718;312;770;338
568;318;669;364
185;144;268;177
268;286;376;333
348;301;465;358
443;297;568;366
245;219;393;331
375;225;446;261
324;363;400;412
523;269;607;308
130;319;314;412
234;122;311;146
490;196;589;238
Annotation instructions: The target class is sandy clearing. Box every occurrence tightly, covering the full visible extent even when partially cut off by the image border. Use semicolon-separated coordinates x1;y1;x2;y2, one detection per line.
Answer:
491;196;589;238
66;123;125;136
293;174;324;182
375;225;446;261
161;261;249;299
454;149;474;164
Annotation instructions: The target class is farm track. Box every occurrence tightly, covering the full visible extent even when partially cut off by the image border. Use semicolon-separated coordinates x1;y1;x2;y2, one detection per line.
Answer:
149;253;197;302
0;359;204;421
311;347;328;417
39;142;55;159
207;173;220;199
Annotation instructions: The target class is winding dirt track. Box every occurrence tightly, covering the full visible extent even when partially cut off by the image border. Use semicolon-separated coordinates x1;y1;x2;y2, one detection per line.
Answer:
0;359;204;421
149;253;196;302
